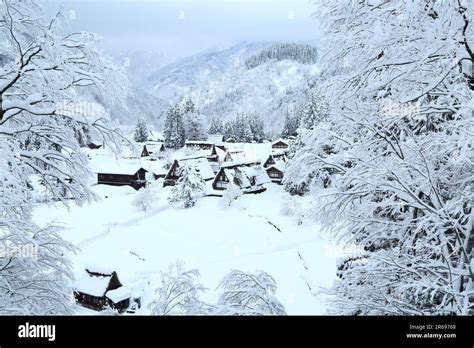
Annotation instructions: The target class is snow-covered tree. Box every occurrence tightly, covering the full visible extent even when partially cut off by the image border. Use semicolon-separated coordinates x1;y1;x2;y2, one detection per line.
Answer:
242;123;253;143
298;91;329;131
133;184;156;213
185;111;207;141
169;162;205;208
133;118;149;143
149;261;207;315
208;117;223;135
223;120;234;141
287;0;474;315
0;0;129;314
222;184;243;207
215;270;286;315
248;113;265;143
245;43;318;69
281;109;300;139
163;103;186;149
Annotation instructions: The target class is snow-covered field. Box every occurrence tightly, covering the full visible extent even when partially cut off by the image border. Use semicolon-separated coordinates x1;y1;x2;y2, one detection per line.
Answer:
33;181;339;315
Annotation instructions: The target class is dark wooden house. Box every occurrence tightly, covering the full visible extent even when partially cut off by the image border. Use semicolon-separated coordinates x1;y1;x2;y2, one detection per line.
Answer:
265;163;285;184
97;167;148;190
271;138;290;150
73;268;131;312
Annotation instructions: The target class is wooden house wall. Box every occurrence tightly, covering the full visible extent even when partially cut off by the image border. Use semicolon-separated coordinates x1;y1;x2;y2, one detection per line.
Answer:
212;169;229;190
272;142;289;149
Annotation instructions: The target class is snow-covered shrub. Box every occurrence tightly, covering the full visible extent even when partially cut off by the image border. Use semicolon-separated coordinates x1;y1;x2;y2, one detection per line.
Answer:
149;261;207;315
133;184;157;213
215;270;286;315
222;184;243;207
169;163;205;208
280;196;305;225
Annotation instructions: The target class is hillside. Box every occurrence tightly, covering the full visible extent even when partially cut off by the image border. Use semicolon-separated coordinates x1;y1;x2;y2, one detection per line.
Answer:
145;42;320;135
147;42;270;104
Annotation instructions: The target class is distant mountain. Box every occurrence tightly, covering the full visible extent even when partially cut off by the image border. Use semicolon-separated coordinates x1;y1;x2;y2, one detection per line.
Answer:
140;42;319;134
146;42;271;103
189;56;319;135
245;43;318;69
117;50;173;88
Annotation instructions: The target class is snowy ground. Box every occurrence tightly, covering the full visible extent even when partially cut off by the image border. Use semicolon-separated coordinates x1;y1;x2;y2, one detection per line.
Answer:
33;181;340;315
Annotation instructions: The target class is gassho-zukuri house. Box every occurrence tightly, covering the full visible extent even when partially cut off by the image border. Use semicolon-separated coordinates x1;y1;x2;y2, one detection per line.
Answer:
140;142;166;158
73;266;137;313
163;156;215;187
212;161;270;194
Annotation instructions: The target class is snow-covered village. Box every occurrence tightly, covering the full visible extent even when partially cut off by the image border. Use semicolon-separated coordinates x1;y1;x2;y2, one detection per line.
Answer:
1;0;473;328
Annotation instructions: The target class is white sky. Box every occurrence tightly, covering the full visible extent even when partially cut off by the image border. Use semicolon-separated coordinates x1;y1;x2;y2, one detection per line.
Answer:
43;0;319;59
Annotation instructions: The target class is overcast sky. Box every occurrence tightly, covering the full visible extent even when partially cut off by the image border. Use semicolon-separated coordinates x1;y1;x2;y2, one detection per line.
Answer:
43;0;319;60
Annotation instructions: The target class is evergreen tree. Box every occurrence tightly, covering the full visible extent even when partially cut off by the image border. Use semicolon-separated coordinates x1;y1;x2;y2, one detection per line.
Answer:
223;120;234;141
299;92;330;131
185;111;207;141
169;162;205;208
242;123;253;143
281;112;291;139
134;118;149;143
208;117;224;135
248;113;265;143
164;104;186;149
181;97;195;114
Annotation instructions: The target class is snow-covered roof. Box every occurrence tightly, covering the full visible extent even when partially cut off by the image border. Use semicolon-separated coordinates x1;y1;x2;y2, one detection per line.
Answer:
272;138;289;146
226;151;248;163
240;166;271;186
185;140;214;146
215;147;226;161
221;159;261;168
271;150;287;157
106;287;132;303
207;134;224;144
267;162;286;173
144;142;165;152
85;264;115;276
180;158;215;180
223;168;250;188
141;160;168;175
74;272;111;297
92;160;147;175
221;165;270;188
148;130;164;141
